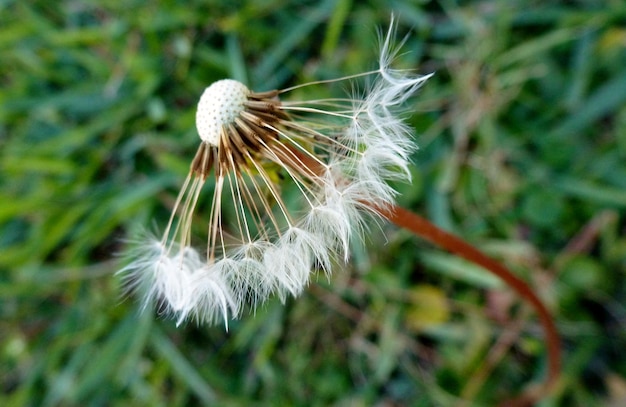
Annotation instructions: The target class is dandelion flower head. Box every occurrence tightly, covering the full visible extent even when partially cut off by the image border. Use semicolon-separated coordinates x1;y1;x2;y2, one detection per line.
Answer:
119;17;432;327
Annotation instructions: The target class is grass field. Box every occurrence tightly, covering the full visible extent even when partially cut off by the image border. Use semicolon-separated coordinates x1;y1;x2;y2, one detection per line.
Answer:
2;1;626;406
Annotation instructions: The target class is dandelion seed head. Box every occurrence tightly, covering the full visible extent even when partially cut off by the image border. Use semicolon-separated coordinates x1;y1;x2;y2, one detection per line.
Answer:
120;17;432;327
196;79;250;146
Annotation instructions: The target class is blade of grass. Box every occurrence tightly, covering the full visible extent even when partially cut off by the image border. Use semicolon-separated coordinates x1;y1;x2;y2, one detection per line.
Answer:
150;327;217;404
252;0;337;87
552;73;626;139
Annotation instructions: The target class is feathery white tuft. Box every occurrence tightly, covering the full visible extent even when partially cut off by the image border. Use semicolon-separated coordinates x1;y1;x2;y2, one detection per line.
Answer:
119;239;238;327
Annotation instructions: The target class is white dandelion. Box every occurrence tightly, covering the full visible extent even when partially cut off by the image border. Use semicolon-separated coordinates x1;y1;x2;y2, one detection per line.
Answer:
119;16;432;326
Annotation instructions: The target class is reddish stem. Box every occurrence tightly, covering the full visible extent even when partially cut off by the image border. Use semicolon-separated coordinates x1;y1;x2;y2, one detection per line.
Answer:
376;204;561;405
285;145;560;403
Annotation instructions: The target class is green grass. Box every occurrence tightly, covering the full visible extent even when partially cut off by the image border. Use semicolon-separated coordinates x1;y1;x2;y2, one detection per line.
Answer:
2;1;626;405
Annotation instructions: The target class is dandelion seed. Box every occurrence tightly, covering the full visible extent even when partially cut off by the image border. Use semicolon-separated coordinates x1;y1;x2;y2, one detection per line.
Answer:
119;16;432;326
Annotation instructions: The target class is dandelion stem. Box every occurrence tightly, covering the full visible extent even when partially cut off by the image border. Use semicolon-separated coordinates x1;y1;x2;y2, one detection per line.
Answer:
285;144;560;404
376;204;561;406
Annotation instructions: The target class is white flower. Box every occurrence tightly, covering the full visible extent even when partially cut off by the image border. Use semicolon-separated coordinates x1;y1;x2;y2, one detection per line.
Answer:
118;16;432;327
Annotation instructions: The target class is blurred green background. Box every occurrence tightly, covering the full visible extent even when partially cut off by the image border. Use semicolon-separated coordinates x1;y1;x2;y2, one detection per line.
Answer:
2;0;626;406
